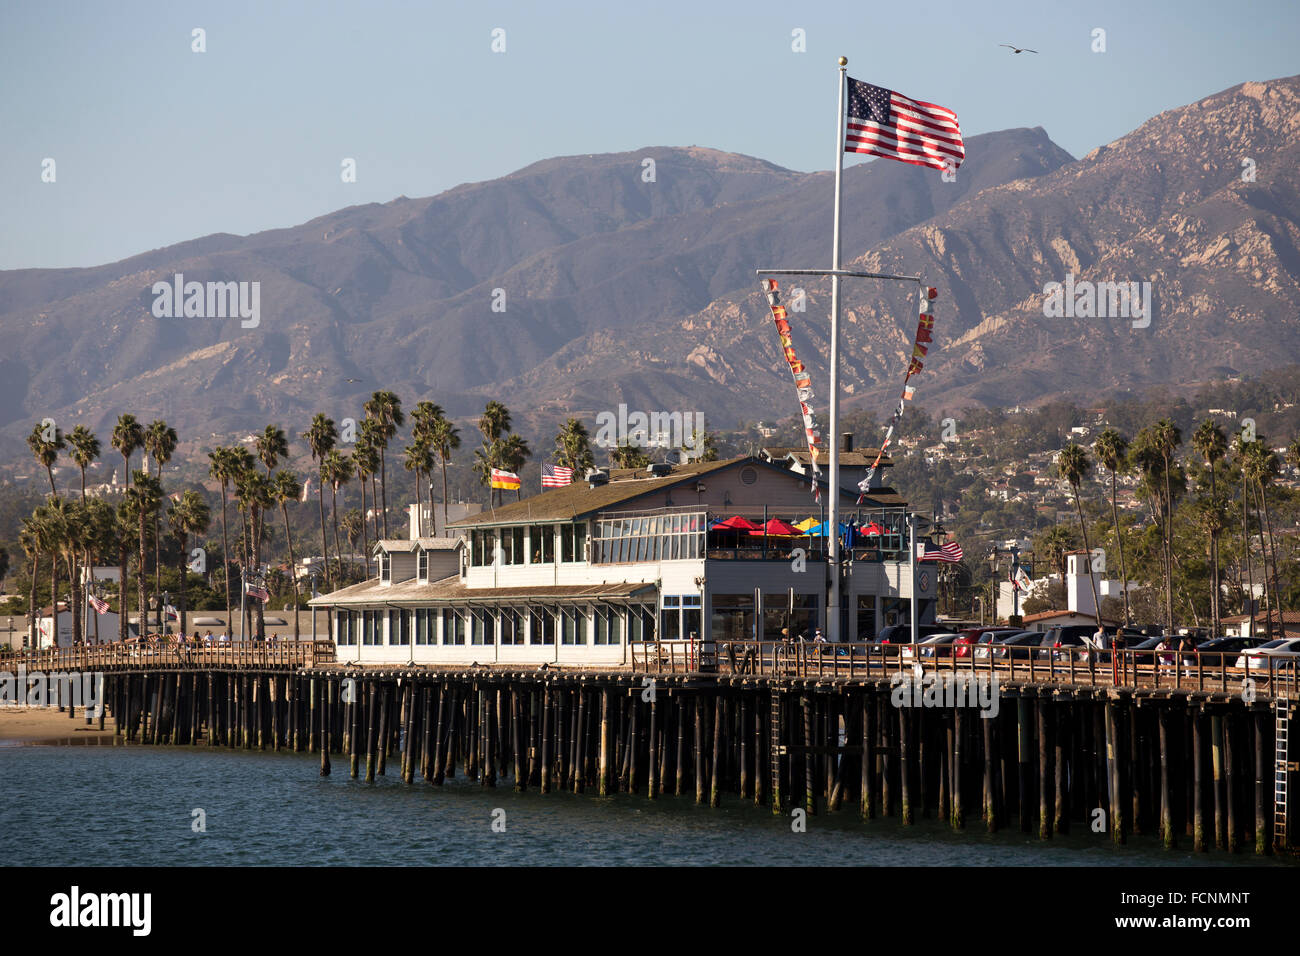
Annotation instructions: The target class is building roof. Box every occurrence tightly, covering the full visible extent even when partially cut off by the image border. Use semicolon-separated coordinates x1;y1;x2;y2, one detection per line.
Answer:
374;537;464;552
310;574;656;608
449;456;905;529
762;447;892;468
1020;609;1120;625
1221;610;1300;625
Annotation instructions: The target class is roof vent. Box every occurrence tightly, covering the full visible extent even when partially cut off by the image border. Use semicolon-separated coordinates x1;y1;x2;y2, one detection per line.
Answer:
586;469;609;487
646;462;672;478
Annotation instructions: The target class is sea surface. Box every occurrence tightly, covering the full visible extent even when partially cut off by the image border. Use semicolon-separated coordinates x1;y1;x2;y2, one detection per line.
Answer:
1;743;1294;866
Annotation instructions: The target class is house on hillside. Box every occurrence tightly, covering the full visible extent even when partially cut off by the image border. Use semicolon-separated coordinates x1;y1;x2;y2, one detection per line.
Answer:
311;456;935;666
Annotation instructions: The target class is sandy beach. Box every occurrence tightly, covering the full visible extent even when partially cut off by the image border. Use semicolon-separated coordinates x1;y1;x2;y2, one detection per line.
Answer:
0;707;117;745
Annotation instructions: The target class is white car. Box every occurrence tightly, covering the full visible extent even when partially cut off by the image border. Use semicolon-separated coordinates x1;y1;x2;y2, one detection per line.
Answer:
1234;638;1300;671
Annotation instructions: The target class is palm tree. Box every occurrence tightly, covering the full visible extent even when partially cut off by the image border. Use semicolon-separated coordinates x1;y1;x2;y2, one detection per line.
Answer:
272;470;303;641
207;447;239;631
255;425;289;476
502;434;531;501
1192;420;1228;636
82;497;118;644
429;410;461;534
1152;419;1182;634
404;437;435;534
47;496;93;649
1057;444;1102;629
322;450;354;583
111;414;144;490
475;401;512;506
67;425;101;500
555;418;595;474
18;520;39;647
352;429;379;574
26;421;65;496
302;414;338;589
341;509;363;559
143;420;178;599
167;490;211;638
363;391;405;537
124;471;163;639
1093;428;1131;624
610;442;650;469
1243;439;1283;638
113;502;133;640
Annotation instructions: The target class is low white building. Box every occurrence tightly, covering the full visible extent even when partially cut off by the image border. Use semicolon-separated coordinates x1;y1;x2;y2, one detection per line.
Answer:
312;456;935;667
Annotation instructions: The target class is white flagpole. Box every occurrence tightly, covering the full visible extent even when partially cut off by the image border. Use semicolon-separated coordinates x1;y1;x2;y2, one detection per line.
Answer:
828;56;847;643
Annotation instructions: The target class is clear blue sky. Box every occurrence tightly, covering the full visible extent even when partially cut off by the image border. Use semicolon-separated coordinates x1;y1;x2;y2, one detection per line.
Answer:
2;0;1297;270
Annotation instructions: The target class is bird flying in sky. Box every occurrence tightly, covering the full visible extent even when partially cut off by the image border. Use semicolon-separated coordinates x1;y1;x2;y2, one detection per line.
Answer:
999;44;1038;54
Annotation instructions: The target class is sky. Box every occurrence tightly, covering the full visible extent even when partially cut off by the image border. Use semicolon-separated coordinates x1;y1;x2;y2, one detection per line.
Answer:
2;0;1298;270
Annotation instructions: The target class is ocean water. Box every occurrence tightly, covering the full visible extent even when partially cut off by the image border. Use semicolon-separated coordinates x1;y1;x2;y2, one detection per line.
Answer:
0;744;1292;867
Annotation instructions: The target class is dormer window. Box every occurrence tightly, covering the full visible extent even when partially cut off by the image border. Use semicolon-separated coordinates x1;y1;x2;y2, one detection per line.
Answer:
417;548;428;581
379;552;390;583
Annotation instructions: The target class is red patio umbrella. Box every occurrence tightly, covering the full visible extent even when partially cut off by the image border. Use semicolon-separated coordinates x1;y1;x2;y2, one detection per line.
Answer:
749;518;804;537
710;515;761;532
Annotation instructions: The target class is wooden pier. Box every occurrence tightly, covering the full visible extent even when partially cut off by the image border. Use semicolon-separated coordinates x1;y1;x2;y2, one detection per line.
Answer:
3;639;1293;855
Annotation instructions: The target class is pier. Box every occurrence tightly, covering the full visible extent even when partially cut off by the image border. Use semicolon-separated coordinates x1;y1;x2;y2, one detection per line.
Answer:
3;640;1293;855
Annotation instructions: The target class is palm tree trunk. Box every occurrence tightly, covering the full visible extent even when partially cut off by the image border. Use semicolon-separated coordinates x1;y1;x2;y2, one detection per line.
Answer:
28;555;38;647
414;469;423;537
379;449;389;538
441;459;450;536
118;539;129;641
219;484;232;633
360;477;370;577
1241;472;1254;627
50;553;59;647
317;480;330;590
1163;459;1174;634
79;467;86;501
253;506;265;639
45;464;56;496
68;554;82;649
137;513;147;641
331;485;343;582
1208;465;1220;637
1109;471;1131;624
1074;493;1102;628
1258;481;1283;626
281;502;299;642
178;532;187;639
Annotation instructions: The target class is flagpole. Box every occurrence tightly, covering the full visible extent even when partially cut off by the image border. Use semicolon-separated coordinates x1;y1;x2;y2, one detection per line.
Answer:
828;56;847;643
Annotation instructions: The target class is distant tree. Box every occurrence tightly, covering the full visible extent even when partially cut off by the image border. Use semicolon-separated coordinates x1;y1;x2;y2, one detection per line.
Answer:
167;490;211;638
1057;443;1102;630
555;418;595;474
1093;427;1132;624
1191;419;1227;635
363;391;405;538
302;414;338;589
67;425;101;501
26;420;65;497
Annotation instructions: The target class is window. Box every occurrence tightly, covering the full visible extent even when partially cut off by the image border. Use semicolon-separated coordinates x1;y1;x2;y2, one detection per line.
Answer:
561;607;588;645
470;608;493;645
471;530;496;567
627;606;656;642
502;526;525;566
417;549;428;580
661;595;682;641
362;609;382;645
530;609;555;645
336;611;356;646
415;608;434;645
682;595;702;641
529;525;555;564
560;523;587;563
592;511;704;563
379;552;390;582
389;609;409;646
500;609;524;645
594;607;622;645
764;592;819;641
443;609;465;645
711;593;755;643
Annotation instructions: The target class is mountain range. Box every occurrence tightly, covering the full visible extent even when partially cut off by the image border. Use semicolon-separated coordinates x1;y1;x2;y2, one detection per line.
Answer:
2;74;1297;457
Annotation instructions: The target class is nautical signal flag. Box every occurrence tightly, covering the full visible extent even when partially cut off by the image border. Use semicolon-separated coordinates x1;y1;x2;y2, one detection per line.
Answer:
542;464;573;488
845;79;964;173
491;468;521;491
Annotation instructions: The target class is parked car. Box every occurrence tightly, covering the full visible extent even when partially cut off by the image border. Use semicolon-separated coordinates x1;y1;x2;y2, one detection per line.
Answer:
1195;636;1267;662
874;624;948;645
902;632;966;661
970;628;1025;660
1038;626;1094;661
1234;638;1300;671
992;631;1045;660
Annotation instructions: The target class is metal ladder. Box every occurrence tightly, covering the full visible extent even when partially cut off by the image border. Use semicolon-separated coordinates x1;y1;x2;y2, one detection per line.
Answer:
1276;697;1291;847
769;690;786;803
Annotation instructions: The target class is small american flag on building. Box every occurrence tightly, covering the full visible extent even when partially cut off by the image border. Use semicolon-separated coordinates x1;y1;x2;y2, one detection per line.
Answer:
845;78;964;172
89;594;110;615
919;541;964;563
244;582;269;603
542;463;574;488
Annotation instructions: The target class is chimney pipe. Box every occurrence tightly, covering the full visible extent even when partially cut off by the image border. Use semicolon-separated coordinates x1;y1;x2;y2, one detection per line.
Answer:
842;433;853;453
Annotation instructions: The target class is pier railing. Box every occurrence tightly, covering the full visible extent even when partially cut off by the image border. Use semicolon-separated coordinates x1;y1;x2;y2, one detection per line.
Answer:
0;640;335;672
631;640;1300;696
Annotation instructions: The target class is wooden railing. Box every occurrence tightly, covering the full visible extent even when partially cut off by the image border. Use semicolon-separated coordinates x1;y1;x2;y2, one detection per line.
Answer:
630;640;1300;696
0;640;335;672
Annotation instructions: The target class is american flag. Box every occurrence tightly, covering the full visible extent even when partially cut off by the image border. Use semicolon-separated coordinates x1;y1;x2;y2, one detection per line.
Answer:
245;582;269;603
89;594;110;615
919;541;964;563
845;78;964;172
542;463;574;488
